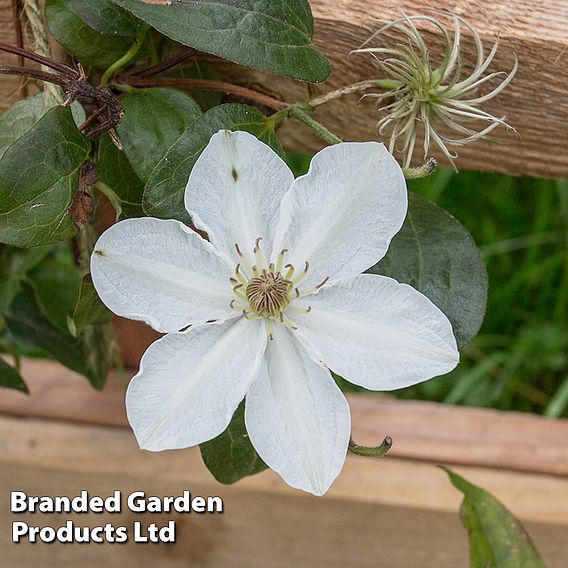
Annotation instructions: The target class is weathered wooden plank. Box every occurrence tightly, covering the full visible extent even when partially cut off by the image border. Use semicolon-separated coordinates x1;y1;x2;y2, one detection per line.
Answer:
1;358;568;477
243;1;568;178
1;414;567;567
1;1;567;178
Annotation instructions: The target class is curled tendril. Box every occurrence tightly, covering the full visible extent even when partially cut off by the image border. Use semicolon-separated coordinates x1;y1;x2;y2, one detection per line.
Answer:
348;436;393;457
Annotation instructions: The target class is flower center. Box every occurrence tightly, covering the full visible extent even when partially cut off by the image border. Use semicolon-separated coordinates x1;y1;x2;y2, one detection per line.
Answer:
246;272;292;318
228;237;329;339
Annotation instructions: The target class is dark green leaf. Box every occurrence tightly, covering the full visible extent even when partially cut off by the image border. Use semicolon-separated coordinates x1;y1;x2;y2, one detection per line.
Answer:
28;254;82;333
144;103;283;222
0;106;91;248
111;0;330;82
200;401;267;484
97;134;145;218
0;358;28;394
5;285;103;387
67;0;145;37
444;468;546;568
0;279;20;318
369;192;487;348
69;275;113;336
117;88;201;182
46;0;137;68
0;94;85;160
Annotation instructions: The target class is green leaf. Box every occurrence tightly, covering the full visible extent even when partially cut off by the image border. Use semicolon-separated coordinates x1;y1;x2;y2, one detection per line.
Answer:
369;192;487;348
97;134;145;218
27;253;82;333
444;468;546;568
0;106;91;248
144;103;283;222
0;358;28;394
69;275;113;337
46;0;138;68
0;93;85;161
5;285;103;388
0;279;20;318
110;0;330;82
200;401;267;484
117;88;201;182
67;0;145;37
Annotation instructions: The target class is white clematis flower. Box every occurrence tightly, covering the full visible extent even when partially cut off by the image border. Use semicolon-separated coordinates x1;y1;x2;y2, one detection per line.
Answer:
91;130;459;496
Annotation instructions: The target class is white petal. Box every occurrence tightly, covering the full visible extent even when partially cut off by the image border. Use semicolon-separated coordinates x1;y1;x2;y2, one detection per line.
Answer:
272;142;407;286
91;217;233;333
245;322;351;496
185;130;294;261
126;317;267;451
292;274;459;391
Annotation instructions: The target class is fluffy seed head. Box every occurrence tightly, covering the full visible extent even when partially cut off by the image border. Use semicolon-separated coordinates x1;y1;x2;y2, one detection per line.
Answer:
352;11;518;169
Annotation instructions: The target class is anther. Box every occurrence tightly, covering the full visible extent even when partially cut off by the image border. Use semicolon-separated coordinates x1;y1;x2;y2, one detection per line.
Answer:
293;261;310;286
254;237;268;270
276;249;288;273
284;264;295;280
235;243;253;277
279;313;298;330
235;264;248;286
242;310;259;321
288;305;312;315
316;276;330;289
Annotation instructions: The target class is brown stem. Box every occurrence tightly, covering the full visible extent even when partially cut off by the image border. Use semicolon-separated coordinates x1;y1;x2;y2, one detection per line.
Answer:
133;47;198;77
116;75;287;111
0;42;79;78
0;45;124;143
0;65;68;87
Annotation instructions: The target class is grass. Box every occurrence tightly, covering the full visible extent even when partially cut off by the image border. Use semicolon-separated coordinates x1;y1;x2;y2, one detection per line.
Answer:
287;153;568;417
401;171;568;417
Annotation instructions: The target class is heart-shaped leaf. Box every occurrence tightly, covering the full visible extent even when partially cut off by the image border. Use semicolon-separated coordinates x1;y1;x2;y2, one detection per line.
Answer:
143;103;284;222
117;88;202;182
369;192;487;348
0;106;90;248
111;0;330;82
